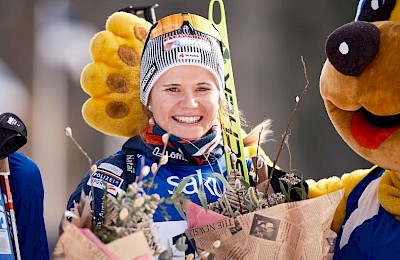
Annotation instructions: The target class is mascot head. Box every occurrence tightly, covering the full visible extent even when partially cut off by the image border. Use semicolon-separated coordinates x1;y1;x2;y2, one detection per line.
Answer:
320;0;400;171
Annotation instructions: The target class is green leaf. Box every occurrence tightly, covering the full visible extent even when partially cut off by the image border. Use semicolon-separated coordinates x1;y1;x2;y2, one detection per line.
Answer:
158;241;173;260
173;201;187;221
240;179;250;189
299;172;309;200
198;184;208;211
174;174;196;196
161;212;171;222
244;199;252;212
176;243;188;252
175;236;188;251
210;173;235;192
294;187;308;200
279;179;291;202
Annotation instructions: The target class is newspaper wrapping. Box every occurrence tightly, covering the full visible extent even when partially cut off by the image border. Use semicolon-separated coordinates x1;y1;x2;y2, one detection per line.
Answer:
52;219;153;260
186;189;344;260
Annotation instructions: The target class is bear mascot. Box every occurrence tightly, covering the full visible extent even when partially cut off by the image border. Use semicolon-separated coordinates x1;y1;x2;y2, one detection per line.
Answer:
307;0;400;258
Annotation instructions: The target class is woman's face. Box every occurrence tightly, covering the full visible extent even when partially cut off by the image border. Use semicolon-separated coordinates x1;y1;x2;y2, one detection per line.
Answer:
149;65;220;140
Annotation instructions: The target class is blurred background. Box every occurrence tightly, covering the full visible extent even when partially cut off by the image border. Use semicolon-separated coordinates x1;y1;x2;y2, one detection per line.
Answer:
0;0;371;255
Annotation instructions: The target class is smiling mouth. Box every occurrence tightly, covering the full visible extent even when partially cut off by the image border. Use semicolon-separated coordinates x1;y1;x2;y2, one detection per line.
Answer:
350;107;400;149
173;116;202;124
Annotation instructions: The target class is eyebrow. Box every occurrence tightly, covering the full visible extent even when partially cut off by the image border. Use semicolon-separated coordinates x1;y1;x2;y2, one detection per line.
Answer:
161;83;180;87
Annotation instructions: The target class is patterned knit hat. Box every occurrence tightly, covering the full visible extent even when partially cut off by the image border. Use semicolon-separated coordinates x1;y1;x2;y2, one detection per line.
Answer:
140;13;224;106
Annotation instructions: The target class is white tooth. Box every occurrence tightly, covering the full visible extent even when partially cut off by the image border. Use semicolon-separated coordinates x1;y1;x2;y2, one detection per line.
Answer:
175;116;201;123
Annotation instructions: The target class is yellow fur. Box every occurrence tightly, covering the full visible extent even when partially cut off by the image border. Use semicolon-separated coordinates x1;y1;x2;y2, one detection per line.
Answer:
390;1;400;23
307;168;370;232
81;12;151;137
377;170;400;219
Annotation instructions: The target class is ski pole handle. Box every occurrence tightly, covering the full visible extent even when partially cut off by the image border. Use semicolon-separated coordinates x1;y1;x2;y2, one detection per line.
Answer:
0;159;13;209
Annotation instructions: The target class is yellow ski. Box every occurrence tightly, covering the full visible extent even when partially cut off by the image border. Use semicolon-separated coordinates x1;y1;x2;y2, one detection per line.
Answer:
208;0;249;183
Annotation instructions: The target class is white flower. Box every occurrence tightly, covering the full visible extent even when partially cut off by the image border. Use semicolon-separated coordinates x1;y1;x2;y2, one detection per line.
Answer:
212;240;221;248
162;133;170;145
159;155;168;165
186;253;194;260
234;179;241;190
224;145;231;153
139;165;150;178
65;127;72;137
295;96;300;103
133;196;145;209
151;193;160;201
230;153;237;163
151;163;158;174
90;164;97;174
119;207;129;223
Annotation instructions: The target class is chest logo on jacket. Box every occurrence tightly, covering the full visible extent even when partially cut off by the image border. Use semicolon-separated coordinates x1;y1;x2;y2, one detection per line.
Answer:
166;169;225;197
152;147;188;162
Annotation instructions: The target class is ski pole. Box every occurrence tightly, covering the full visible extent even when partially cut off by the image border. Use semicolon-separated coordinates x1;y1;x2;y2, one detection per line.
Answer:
0;158;21;260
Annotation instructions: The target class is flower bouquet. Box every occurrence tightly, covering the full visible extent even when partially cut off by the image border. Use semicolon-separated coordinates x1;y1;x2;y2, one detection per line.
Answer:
52;179;160;260
52;128;170;260
182;162;344;260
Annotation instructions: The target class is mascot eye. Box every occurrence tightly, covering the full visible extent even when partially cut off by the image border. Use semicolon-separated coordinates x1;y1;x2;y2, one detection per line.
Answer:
325;21;380;76
339;42;349;55
355;0;395;22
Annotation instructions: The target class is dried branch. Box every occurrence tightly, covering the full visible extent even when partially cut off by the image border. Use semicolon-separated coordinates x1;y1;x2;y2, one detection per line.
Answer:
265;56;309;205
65;127;96;223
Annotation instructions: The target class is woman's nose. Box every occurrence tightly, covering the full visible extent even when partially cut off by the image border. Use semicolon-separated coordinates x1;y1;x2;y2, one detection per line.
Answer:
325;21;380;76
180;92;198;108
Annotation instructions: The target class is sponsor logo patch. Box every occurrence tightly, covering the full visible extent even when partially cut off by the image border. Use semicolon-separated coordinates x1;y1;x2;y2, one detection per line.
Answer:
177;52;201;61
87;169;123;196
98;163;123;176
163;34;211;52
152;147;188;162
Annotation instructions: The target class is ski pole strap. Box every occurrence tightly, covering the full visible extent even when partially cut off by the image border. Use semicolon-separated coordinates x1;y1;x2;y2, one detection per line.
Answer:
208;0;249;183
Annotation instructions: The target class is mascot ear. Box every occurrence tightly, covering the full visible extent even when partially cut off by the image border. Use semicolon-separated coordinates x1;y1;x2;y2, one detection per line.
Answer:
355;0;396;22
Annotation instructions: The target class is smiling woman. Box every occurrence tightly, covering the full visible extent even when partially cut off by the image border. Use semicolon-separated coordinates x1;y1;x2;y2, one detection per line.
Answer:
149;66;220;140
66;11;272;256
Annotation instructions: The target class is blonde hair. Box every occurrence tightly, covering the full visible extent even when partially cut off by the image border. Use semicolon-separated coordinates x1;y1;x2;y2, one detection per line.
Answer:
243;119;273;147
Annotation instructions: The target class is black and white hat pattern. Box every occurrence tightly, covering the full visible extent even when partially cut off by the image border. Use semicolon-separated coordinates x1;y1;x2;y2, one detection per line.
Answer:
140;20;224;106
